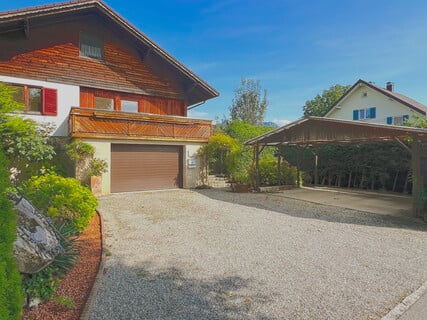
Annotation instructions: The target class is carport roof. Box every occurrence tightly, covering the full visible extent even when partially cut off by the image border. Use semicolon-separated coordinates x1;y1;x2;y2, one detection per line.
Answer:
245;116;427;146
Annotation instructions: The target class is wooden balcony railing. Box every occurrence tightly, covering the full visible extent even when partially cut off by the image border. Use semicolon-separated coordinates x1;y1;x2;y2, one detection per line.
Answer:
69;107;212;142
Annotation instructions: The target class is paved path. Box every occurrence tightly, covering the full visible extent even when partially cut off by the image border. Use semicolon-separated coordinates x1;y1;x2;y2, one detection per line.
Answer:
89;189;427;320
279;186;412;216
398;290;427;320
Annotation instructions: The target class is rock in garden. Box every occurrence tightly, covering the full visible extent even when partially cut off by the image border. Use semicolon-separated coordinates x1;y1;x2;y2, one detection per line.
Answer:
12;196;64;274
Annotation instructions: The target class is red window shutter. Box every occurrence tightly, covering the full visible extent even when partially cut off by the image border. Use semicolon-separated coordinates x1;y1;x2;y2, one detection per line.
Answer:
42;88;58;116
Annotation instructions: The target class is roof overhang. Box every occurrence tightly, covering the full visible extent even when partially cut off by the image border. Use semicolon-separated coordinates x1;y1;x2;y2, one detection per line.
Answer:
246;116;427;146
0;0;219;106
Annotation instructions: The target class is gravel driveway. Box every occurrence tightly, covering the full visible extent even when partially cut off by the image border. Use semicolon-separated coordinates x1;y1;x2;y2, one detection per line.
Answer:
89;189;427;320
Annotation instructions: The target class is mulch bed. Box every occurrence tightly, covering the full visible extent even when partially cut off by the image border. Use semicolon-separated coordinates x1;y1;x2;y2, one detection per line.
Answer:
23;212;102;320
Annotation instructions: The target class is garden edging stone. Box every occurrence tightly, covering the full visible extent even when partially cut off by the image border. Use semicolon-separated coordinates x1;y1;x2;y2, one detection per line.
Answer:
80;210;106;320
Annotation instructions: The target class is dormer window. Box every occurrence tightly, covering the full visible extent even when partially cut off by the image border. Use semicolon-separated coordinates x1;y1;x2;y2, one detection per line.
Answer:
79;32;103;60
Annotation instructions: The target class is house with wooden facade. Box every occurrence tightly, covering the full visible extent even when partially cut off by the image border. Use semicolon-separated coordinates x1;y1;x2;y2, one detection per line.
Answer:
0;0;218;194
324;79;427;125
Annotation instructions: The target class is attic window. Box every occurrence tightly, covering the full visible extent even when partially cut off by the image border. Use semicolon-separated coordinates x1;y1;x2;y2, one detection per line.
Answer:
80;32;103;60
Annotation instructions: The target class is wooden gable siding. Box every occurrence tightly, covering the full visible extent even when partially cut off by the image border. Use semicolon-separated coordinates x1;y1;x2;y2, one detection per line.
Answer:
69;107;212;142
0;17;182;99
80;87;186;116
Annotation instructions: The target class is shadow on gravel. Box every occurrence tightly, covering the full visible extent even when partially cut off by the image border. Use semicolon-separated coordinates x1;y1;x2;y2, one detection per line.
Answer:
195;189;427;232
92;262;273;320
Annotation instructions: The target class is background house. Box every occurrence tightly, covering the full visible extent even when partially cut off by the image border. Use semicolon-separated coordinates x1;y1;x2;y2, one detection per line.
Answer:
324;79;427;125
0;0;218;194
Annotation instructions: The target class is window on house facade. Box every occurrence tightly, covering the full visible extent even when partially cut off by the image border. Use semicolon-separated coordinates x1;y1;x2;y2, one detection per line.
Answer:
121;100;138;113
29;88;42;112
8;83;57;115
387;115;409;125
353;107;376;121
95;97;114;110
79;32;103;60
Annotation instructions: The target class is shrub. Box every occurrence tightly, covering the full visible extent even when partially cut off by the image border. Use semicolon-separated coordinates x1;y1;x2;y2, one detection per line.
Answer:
0;84;56;185
258;157;299;186
0;149;23;320
66;139;108;184
22;266;60;301
87;158;108;177
198;132;240;176
22;220;78;304
23;173;98;233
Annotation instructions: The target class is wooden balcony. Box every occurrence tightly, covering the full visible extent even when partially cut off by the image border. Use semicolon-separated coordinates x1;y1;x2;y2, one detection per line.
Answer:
69;107;213;142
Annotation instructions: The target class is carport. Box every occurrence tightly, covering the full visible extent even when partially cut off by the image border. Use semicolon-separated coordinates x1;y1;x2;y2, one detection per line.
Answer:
246;116;427;220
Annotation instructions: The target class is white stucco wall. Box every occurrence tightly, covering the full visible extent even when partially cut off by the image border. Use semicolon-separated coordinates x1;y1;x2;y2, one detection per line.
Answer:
84;140;111;195
325;84;422;124
183;144;204;188
0;75;79;136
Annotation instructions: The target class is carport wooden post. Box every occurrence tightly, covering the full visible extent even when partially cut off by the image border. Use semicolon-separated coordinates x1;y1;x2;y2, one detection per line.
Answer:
296;147;301;187
411;141;424;219
314;147;319;186
254;143;261;191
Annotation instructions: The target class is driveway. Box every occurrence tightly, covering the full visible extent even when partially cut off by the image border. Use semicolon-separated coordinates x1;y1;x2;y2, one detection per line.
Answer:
89;189;427;320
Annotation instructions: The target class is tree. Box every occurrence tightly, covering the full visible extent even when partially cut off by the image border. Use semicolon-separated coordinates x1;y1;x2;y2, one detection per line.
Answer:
405;114;427;128
303;84;350;116
229;78;268;125
0;83;55;183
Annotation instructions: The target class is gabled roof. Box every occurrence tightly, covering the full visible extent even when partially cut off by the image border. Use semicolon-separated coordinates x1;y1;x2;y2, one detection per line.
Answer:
246;116;427;146
325;79;427;116
0;0;219;106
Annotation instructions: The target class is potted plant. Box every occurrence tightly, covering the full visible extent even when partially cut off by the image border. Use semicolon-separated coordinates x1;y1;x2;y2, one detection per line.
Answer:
231;169;250;193
87;158;108;197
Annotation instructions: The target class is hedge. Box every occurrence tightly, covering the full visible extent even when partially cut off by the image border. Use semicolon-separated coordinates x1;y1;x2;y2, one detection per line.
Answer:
0;148;23;320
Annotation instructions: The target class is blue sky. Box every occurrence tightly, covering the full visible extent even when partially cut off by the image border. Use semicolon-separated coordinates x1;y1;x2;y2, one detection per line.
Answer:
2;1;427;125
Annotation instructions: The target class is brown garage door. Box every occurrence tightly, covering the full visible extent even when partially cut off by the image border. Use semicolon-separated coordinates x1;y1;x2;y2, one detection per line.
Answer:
111;144;182;193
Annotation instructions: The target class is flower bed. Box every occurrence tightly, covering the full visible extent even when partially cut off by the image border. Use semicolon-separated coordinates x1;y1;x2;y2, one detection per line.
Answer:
22;213;102;320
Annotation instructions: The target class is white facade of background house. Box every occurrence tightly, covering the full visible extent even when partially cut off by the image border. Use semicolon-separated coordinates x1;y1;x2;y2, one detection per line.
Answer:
324;79;427;125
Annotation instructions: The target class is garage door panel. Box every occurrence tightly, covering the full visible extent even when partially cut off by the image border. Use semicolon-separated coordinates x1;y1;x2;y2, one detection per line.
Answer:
111;144;182;192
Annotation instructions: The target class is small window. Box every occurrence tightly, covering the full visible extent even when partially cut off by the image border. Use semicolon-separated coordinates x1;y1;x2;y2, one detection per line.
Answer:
359;109;366;120
80;32;103;60
28;87;42;112
95;97;113;110
121;100;138;113
393;116;403;125
6;83;57;115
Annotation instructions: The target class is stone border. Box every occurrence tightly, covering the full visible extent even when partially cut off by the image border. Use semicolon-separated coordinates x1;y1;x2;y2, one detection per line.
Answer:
381;280;427;319
80;210;106;320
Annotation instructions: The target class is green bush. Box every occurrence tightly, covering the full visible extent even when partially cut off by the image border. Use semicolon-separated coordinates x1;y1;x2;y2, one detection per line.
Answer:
0;149;23;320
198;132;240;176
23;173;98;234
258;157;298;186
22;266;60;301
22;221;78;304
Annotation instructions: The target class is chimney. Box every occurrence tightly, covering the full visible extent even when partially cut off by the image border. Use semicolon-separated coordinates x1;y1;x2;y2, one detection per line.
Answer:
386;82;394;92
